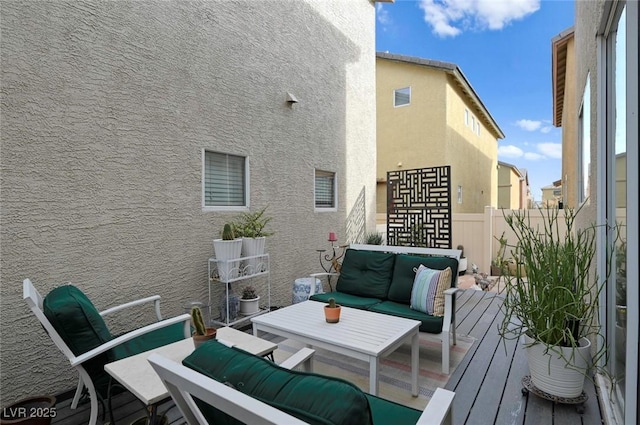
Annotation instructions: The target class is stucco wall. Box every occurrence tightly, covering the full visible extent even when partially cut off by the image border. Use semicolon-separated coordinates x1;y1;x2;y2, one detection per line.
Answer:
561;36;579;208
0;0;376;403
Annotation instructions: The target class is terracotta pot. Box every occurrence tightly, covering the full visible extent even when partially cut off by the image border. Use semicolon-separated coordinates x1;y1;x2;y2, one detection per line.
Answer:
324;305;341;323
0;396;56;425
193;328;217;349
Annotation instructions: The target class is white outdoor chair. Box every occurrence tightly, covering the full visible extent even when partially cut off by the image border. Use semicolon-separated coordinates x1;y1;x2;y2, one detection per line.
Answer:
23;278;191;425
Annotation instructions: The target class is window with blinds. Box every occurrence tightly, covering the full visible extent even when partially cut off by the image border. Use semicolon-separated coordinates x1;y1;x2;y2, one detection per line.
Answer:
315;170;336;209
394;87;411;107
204;151;246;207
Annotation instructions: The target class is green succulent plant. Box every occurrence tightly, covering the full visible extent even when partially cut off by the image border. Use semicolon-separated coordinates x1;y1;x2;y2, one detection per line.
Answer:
221;223;235;240
191;306;207;336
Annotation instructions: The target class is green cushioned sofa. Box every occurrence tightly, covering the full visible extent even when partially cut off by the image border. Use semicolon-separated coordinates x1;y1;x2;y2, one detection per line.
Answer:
155;339;454;425
309;244;461;374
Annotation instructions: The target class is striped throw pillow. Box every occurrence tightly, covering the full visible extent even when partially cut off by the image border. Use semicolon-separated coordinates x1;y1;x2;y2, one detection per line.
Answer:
410;265;452;316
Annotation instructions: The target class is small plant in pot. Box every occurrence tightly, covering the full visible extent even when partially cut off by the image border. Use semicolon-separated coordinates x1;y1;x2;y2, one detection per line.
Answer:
212;223;242;282
456;244;468;276
191;306;216;349
365;231;384;245
498;205;617;399
234;207;273;275
324;297;341;323
239;285;261;316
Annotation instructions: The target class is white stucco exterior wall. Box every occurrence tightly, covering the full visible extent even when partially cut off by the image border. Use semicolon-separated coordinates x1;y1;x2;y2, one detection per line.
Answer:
0;0;376;402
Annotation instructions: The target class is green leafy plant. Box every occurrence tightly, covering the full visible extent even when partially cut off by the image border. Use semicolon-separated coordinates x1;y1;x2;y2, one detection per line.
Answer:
233;207;273;238
241;285;258;300
327;298;337;309
498;205;616;355
191;306;207;336
365;232;384;245
221;223;236;240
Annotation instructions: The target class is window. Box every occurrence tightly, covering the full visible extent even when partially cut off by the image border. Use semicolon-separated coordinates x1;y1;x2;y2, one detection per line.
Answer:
471;116;475;130
464;109;469;126
203;151;247;209
476;121;481;136
394;87;411;107
457;185;463;204
579;74;591;204
315;170;336;210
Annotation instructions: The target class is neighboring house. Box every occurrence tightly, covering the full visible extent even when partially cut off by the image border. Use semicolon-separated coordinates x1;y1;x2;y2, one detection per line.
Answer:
541;179;563;208
497;161;530;209
566;2;638;424
552;27;579;208
375;53;505;216
0;0;377;404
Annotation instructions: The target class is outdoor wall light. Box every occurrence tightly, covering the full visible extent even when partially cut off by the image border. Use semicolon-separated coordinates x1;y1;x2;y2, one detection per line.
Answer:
286;92;298;105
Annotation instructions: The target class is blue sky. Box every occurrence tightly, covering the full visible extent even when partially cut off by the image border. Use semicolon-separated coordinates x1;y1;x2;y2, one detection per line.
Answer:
375;0;575;202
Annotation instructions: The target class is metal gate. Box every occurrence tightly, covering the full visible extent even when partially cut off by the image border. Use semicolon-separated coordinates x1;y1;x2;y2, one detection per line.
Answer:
386;166;452;248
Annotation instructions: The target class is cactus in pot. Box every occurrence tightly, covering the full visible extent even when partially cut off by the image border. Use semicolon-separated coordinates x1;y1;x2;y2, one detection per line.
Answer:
191;306;216;348
324;297;341;323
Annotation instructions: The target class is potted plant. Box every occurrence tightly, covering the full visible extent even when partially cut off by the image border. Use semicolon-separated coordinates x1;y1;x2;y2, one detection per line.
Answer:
498;205;614;399
212;223;242;281
191;306;216;349
324;297;341;323
234;207;273;275
239;285;261;316
456;244;468;276
491;232;508;276
365;231;384;245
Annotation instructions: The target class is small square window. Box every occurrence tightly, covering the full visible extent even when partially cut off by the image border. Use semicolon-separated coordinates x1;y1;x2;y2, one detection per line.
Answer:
394;87;411;107
464;109;469;126
203;151;247;209
315;170;336;210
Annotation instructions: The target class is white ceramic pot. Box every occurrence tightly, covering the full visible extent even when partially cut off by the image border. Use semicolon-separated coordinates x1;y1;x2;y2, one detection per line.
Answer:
239;296;261;315
241;237;266;275
523;334;591;398
212;239;242;282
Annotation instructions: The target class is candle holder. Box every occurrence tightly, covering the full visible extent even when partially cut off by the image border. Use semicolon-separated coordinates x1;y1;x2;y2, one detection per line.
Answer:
317;237;347;292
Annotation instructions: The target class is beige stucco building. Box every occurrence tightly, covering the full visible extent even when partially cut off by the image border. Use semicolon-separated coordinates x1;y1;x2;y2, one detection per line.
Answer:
375;53;505;216
497;161;530;209
0;0;377;404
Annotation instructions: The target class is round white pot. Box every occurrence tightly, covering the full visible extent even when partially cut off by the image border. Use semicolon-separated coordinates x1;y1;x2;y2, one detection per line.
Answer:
523;334;591;398
458;258;468;275
239;296;260;315
212;239;242;282
241;237;266;275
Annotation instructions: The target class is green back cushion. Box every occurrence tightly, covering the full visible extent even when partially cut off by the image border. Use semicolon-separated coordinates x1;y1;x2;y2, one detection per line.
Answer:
336;249;395;299
183;340;372;425
43;285;113;355
387;254;458;304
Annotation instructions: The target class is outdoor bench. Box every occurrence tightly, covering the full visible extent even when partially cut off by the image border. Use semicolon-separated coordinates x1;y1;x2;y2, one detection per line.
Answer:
309;243;461;374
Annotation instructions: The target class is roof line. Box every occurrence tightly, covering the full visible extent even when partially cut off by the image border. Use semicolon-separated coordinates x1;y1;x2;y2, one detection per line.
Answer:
376;52;505;139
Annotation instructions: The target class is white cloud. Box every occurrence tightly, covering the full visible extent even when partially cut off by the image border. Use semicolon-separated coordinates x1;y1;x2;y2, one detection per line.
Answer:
498;145;524;158
516;119;542;131
540;126;554;134
537;142;561;159
419;0;540;38
524;152;545;160
377;3;392;26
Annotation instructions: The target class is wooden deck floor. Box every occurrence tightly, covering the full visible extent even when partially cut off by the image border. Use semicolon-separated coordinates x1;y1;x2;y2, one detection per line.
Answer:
51;289;603;425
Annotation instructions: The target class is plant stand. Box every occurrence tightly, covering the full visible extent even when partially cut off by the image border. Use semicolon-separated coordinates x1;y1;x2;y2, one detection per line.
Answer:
521;375;587;414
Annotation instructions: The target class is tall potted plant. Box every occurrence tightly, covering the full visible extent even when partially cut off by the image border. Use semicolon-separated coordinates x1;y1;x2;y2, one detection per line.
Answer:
234;207;273;275
498;205;614;399
212;223;242;282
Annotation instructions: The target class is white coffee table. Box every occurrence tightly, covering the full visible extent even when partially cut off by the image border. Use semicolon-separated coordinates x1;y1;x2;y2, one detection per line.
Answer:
251;300;420;397
104;327;277;423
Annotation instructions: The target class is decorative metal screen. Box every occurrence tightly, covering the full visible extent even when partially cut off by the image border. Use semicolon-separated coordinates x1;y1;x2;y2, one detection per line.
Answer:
386;166;452;248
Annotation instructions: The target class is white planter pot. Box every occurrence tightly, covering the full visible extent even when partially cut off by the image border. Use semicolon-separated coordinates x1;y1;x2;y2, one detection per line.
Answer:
241;237;266;275
212;239;242;282
239;296;260;315
523;334;591;398
458;258;468;275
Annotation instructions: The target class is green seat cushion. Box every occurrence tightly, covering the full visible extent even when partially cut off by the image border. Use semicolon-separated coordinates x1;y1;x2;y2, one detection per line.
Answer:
336;249;396;300
111;322;186;360
387;254;458;304
183;340;373;425
370;301;444;333
309;292;381;309
365;394;422;424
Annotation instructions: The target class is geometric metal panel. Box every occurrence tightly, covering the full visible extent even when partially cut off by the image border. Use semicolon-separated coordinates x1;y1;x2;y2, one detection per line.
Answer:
386;166;452;248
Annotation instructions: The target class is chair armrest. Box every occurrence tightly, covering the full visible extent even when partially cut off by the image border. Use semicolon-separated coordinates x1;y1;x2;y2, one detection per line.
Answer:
309;272;340;279
100;295;163;321
416;388;454;425
442;288;459;332
279;347;315;370
70;313;191;367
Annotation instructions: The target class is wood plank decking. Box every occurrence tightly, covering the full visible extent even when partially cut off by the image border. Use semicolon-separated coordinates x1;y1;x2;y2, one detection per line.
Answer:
50;289;603;425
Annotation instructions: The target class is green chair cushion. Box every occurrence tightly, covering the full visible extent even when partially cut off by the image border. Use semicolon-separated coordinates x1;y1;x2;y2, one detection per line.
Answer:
369;301;444;333
183;340;373;425
309;292;381;310
365;394;422;424
111;322;186;360
336;249;396;300
387;254;458;304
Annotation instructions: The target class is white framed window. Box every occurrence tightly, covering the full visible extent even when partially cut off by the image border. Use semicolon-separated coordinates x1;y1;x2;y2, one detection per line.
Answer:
464;109;469;126
475;121;481;136
579;74;591;204
315;169;336;210
202;150;249;210
394;87;411;107
457;185;463;204
471;116;475;131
